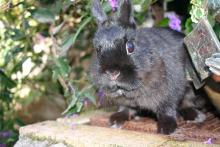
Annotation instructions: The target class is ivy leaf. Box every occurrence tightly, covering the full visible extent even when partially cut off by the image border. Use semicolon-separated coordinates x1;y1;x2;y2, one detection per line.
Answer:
195;8;204;18
195;0;203;6
33;8;55;23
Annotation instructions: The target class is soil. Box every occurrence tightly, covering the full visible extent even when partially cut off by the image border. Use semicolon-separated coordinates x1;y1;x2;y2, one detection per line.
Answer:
89;112;220;144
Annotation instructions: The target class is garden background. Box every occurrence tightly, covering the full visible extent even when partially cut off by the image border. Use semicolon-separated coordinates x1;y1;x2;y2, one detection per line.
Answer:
0;0;219;146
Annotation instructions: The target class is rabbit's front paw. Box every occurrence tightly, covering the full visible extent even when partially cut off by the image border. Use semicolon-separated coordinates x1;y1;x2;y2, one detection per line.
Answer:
109;111;130;128
180;108;206;123
157;115;177;135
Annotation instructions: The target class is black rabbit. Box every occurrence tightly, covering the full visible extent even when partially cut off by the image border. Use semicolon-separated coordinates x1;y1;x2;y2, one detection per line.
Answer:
89;0;202;134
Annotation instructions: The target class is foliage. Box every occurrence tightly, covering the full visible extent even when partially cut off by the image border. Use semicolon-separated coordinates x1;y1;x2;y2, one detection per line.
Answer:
0;70;19;146
0;0;153;145
190;0;207;23
185;0;220;40
3;0;219;145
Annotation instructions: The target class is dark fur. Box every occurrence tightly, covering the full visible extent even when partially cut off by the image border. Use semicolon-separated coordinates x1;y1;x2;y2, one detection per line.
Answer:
90;0;194;134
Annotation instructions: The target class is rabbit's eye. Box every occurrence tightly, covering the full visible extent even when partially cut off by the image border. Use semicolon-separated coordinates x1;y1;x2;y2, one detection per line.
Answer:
126;41;134;55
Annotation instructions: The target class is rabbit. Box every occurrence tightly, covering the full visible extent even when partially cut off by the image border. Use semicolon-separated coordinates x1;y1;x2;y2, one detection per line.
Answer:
89;0;203;134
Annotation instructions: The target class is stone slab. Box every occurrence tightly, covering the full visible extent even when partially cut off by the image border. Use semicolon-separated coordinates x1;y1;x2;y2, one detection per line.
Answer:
15;110;219;147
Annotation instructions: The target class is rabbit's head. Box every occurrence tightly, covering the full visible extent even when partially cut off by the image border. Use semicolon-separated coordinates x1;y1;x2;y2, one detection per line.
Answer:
91;0;140;95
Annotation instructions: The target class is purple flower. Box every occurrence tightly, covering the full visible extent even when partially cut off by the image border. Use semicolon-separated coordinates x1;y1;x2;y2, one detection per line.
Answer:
71;114;79;118
108;0;118;12
71;123;77;130
97;88;105;106
204;138;212;144
0;144;6;147
35;33;45;43
166;13;181;32
0;131;13;138
83;99;90;108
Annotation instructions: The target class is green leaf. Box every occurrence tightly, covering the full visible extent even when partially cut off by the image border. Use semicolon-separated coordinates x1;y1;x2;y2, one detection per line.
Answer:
208;14;215;27
156;18;169;27
33;8;55;23
53;57;71;78
51;22;65;35
60;17;92;55
62;94;78;115
15;118;25;126
213;24;220;40
78;85;93;96
52;67;60;82
185;18;193;34
49;0;63;15
10;29;25;41
84;92;96;105
0;90;12;102
195;0;203;6
195;8;204;18
11;57;28;73
60;34;75;53
102;1;112;13
79;85;96;105
3;46;23;66
11;46;24;55
76;101;83;113
22;19;29;30
133;0;152;12
57;58;70;75
0;70;16;89
62;106;77;116
62;0;73;11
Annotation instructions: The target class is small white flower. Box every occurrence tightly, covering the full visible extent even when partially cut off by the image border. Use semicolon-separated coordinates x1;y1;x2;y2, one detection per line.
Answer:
0;21;5;29
22;58;35;77
134;5;142;12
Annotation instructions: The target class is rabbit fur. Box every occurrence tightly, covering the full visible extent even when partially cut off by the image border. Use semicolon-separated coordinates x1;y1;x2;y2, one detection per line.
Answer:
90;0;203;134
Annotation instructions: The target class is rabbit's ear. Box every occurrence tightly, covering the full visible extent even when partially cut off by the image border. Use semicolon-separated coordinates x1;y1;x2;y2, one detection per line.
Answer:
117;0;136;28
92;0;108;26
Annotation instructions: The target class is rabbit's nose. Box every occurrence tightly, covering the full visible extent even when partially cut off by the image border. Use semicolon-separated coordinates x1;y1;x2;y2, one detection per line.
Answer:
106;70;120;81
